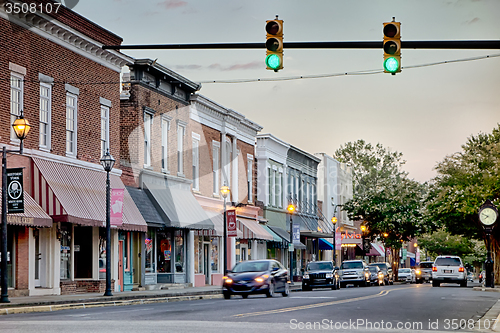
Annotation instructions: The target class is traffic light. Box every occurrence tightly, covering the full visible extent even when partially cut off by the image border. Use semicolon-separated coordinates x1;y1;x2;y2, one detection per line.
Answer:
383;20;401;74
265;18;283;71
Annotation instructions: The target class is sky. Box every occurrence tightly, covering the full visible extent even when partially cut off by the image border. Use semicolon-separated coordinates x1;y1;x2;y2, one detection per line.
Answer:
72;0;500;183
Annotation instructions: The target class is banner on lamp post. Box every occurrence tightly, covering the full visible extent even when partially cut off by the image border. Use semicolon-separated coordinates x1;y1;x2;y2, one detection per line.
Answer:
293;224;301;244
7;168;24;213
110;188;124;226
227;209;237;237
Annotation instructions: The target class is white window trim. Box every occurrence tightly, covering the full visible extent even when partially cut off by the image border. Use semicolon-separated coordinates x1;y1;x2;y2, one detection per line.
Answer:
10;72;23;143
39;82;52;151
247;154;254;203
100;104;110;158
65;92;78;157
143;111;153;168
177;122;186;177
192;132;200;191
212;141;220;195
161;115;171;173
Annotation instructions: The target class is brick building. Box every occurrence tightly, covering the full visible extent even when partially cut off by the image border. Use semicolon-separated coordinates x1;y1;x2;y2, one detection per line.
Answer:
1;1;146;296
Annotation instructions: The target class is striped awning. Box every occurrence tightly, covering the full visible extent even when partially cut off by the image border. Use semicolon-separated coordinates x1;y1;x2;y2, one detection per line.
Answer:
1;191;52;228
236;216;274;240
202;208;242;238
32;157;147;232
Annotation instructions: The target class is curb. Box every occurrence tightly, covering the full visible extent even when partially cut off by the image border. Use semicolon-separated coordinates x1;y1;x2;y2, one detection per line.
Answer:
0;293;224;315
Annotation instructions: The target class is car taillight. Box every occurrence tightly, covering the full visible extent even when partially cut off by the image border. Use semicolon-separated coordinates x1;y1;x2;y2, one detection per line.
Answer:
459;267;464;272
432;267;437;272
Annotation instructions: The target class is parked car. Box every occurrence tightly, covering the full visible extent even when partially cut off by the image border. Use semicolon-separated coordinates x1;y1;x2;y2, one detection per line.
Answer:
432;255;467;287
367;265;385;286
222;259;289;299
302;261;340;291
339;260;371;287
398;268;415;283
368;262;394;285
418;261;434;283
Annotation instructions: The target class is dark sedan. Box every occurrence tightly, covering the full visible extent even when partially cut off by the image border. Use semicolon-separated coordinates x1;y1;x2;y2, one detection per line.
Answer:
302;261;340;291
222;259;289;299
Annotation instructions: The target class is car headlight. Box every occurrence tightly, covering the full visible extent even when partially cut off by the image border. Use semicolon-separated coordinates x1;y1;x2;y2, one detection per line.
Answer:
255;274;269;283
225;278;233;284
303;273;309;279
415;270;421;275
326;273;333;278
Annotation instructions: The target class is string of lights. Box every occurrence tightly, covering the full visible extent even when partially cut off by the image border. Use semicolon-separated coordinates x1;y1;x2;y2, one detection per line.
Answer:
3;52;499;86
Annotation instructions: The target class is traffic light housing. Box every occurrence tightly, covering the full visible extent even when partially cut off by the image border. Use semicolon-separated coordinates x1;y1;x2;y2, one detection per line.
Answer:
383;21;401;74
265;18;283;71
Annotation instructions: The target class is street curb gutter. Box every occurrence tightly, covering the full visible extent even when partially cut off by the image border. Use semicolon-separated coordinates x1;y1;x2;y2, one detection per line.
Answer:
475;298;500;332
0;294;224;315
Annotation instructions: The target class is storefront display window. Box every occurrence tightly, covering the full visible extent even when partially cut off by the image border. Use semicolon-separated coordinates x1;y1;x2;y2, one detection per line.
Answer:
194;236;202;274
157;230;172;273
211;237;219;273
59;223;71;280
174;230;184;273
145;228;156;273
99;228;106;279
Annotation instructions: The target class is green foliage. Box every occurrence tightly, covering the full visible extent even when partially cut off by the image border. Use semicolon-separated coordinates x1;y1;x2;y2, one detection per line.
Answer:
427;124;500;240
334;140;430;249
418;229;476;258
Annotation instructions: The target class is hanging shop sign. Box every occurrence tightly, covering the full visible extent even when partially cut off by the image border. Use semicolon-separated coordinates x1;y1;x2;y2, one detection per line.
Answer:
7;168;24;213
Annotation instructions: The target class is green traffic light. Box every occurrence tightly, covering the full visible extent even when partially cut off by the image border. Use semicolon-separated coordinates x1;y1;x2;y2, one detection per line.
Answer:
384;57;400;73
266;54;281;70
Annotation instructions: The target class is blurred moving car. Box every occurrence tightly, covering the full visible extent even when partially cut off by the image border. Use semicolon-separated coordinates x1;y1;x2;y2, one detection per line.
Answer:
398;268;415;283
339;260;371;287
414;267;424;284
367;265;385;286
432;255;467;287
418;261;434;283
222;259;289;299
368;262;394;285
302;261;340;291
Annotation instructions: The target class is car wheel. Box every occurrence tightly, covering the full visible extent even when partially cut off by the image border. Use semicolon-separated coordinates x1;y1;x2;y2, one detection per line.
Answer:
242;294;248;299
389;279;394;285
266;281;275;297
282;282;290;297
460;280;467;288
302;284;311;291
340;282;346;288
432;280;440;287
223;291;231;299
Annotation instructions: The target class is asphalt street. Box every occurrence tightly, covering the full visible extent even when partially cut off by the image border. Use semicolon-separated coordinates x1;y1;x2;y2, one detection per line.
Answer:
0;282;499;333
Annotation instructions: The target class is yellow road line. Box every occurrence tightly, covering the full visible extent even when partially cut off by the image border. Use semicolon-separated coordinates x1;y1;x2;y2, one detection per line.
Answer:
233;290;391;318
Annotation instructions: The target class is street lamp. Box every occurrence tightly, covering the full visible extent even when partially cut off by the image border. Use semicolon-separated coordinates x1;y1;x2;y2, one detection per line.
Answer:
220;184;230;274
287;203;296;283
100;149;115;297
1;113;31;303
331;217;337;266
383;232;389;264
360;225;367;258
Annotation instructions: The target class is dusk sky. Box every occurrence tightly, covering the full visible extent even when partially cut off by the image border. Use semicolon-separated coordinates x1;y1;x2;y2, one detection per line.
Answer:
73;0;500;182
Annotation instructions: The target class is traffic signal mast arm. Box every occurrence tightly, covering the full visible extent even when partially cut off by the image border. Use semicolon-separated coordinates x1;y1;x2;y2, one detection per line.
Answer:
103;40;500;50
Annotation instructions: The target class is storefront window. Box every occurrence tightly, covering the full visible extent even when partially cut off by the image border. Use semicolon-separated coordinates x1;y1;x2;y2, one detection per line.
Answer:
211;237;219;273
99;228;106;279
235;240;240;263
194;236;202;274
157;230;172;273
59;223;71;280
145;228;156;273
174;230;184;273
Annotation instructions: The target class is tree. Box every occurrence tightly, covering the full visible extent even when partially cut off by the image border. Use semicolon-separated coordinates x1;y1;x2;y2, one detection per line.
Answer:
427;124;500;281
418;229;476;258
334;140;430;276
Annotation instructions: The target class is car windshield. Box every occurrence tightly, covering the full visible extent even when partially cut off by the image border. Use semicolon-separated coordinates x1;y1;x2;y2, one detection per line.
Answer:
307;262;333;271
370;264;387;272
419;263;433;268
368;267;379;272
232;261;270;272
399;268;411;273
341;262;363;269
435;258;461;266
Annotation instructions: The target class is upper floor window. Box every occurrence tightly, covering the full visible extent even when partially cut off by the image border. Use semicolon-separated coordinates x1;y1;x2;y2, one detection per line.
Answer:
66;93;78;156
192;133;200;191
10;73;23;141
100;105;110;158
144;112;153;167
247;155;253;203
224;139;232;188
39;82;51;150
212;141;220;195
161;116;170;172
177;121;186;176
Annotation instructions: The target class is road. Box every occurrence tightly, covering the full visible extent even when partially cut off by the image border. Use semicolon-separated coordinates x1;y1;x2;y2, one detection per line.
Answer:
0;282;498;333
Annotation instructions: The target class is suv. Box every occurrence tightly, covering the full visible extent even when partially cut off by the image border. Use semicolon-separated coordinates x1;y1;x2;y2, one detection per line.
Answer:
432;255;467;287
339;260;371;287
418;261;433;283
368;262;394;285
302;261;340;291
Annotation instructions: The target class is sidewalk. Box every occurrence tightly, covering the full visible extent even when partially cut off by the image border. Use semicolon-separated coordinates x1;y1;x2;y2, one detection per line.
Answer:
0;283;303;315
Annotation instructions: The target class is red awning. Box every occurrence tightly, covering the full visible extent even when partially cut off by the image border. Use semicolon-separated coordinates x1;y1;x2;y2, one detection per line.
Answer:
32;157;147;232
1;191;52;228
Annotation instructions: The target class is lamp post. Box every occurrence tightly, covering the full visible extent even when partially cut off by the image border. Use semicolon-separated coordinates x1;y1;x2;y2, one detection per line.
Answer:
100;149;115;297
220;185;230;274
331;217;337;266
360;225;367;259
383;232;389;264
1;114;31;303
287;203;296;283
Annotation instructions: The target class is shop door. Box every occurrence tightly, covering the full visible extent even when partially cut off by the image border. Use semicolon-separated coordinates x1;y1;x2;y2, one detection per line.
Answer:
119;240;124;292
241;246;247;261
204;244;210;284
34;230;41;287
